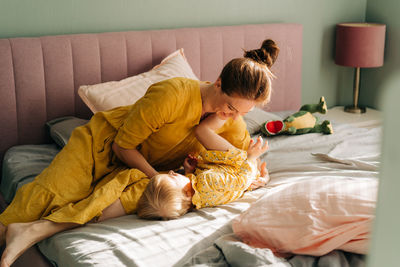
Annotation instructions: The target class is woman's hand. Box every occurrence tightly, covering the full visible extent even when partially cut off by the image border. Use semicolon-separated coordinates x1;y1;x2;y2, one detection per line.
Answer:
183;154;198;174
112;142;159;178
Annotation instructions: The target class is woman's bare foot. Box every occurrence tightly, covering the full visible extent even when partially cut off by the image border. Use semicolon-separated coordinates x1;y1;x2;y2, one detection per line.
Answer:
1;222;41;267
0;220;78;267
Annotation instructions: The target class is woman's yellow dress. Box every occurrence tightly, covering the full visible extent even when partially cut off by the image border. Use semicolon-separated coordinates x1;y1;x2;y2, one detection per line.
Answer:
0;78;250;225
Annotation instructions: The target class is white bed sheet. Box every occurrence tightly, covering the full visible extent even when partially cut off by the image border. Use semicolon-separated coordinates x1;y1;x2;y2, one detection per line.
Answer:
38;186;268;267
37;117;381;267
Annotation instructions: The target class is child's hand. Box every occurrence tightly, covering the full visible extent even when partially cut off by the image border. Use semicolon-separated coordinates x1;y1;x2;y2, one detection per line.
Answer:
183;154;198;174
247;136;268;161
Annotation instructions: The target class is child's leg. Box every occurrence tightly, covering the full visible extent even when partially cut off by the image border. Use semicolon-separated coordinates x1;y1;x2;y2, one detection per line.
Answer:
0;220;78;267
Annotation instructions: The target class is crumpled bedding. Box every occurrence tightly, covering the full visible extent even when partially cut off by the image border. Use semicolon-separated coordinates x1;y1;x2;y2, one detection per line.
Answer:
34;121;381;267
180;123;379;267
183;234;365;267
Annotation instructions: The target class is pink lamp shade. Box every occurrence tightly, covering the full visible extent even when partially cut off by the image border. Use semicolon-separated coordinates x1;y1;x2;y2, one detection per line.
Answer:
335;23;386;68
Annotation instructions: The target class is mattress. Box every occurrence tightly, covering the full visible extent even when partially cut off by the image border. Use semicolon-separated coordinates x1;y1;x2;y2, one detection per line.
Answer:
1;110;381;267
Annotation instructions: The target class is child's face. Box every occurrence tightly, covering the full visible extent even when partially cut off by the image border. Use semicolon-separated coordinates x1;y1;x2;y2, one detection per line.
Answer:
166;171;194;197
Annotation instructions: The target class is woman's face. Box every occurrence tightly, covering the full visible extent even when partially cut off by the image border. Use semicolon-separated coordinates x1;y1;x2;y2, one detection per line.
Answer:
214;92;255;120
213;78;256;120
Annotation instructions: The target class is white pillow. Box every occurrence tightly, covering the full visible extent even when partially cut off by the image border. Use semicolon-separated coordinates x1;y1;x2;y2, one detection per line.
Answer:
78;49;198;113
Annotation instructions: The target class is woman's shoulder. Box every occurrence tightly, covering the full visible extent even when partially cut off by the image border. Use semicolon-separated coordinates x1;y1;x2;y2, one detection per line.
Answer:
149;77;199;94
146;77;201;105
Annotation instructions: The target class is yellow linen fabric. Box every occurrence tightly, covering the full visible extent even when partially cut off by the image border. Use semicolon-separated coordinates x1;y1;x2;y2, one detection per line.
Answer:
190;148;259;209
113;78;250;171
0;111;149;225
0;77;250;225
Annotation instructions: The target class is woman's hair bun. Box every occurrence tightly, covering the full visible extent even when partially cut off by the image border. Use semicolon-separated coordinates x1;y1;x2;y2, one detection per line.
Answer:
244;39;279;68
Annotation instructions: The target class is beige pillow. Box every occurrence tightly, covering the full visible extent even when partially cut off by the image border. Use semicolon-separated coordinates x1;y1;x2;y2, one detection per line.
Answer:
78;49;198;113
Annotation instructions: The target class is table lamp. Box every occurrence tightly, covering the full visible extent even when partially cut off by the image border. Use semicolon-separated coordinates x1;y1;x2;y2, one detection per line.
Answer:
335;23;386;113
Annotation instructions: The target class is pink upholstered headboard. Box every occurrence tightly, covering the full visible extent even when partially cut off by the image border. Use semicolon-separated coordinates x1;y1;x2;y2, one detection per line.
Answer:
0;23;302;171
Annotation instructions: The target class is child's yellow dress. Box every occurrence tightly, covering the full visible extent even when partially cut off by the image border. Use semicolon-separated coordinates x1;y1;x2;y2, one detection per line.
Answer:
0;78;250;226
189;148;259;209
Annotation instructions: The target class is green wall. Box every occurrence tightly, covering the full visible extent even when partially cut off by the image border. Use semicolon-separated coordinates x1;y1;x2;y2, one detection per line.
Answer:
367;73;400;267
363;0;400;109
366;2;400;264
0;0;367;107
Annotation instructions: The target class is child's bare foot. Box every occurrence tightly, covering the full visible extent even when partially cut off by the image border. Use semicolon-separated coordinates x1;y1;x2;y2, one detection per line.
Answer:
0;222;39;267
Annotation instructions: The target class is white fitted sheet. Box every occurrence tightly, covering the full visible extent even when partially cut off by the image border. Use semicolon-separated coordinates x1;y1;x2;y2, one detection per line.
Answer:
37;116;381;267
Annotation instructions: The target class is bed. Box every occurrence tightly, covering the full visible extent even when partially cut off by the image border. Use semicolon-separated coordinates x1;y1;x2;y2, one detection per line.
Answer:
0;23;380;267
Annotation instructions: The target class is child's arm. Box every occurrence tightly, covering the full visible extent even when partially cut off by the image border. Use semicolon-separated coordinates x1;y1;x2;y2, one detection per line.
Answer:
247;136;268;162
195;114;234;151
246;137;270;189
96;199;127;222
183;154;198;175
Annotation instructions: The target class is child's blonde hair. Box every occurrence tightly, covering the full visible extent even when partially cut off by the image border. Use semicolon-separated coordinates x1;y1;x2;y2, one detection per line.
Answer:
136;174;192;220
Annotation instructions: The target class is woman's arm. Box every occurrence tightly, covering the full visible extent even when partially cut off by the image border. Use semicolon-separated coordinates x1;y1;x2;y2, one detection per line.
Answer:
113;82;181;178
195;114;234;151
112;143;159;178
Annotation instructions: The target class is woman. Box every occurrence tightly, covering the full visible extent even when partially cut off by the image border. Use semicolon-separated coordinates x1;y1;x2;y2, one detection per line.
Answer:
0;39;279;267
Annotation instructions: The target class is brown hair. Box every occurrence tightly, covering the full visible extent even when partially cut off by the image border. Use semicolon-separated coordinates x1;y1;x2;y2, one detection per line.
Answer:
219;39;279;104
136;174;192;220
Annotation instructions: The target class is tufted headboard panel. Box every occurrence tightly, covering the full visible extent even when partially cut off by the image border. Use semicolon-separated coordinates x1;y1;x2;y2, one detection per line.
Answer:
0;23;302;171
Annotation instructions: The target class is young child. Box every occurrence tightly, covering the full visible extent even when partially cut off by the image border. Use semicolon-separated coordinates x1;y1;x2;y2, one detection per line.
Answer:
136;114;270;220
